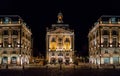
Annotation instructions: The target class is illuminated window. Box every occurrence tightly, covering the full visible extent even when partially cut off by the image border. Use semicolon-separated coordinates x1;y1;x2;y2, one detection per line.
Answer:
113;57;119;64
2;57;8;64
111;17;117;23
104;58;110;64
4;17;9;23
11;57;17;64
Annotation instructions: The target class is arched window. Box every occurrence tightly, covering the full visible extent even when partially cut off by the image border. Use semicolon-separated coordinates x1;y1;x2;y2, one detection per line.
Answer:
103;30;109;35
3;30;8;35
52;52;55;56
2;56;8;64
65;38;70;42
12;30;18;35
112;30;118;35
58;52;63;56
11;57;17;64
58;38;62;42
51;38;56;42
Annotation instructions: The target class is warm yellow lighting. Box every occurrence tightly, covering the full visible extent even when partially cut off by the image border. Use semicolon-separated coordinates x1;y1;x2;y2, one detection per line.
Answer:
50;42;56;50
0;38;1;43
59;16;62;20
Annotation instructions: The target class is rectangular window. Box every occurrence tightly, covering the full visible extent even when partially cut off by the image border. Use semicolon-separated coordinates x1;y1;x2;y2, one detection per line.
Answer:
13;38;18;47
112;38;117;47
4;38;8;47
103;38;108;47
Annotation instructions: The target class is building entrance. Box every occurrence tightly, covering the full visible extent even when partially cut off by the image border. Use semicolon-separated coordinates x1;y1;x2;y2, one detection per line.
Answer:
50;58;56;64
11;57;17;64
58;58;63;64
2;57;8;64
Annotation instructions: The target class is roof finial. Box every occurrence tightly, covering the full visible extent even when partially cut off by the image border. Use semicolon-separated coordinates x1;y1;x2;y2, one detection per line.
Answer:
57;11;63;23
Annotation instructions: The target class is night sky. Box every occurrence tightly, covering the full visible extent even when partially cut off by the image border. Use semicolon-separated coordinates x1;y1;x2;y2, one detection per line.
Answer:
0;0;120;56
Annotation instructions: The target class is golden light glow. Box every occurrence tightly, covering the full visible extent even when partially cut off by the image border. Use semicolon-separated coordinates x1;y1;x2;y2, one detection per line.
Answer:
50;42;57;51
64;42;70;50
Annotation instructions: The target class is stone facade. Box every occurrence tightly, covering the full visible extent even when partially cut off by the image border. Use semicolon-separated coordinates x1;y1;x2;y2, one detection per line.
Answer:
88;15;120;65
46;12;74;64
0;15;32;65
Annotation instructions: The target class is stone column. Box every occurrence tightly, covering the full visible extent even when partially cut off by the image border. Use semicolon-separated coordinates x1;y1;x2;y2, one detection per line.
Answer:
0;29;2;47
110;57;113;64
8;28;12;47
0;57;1;64
100;29;103;44
8;56;11;64
119;29;120;47
18;30;20;45
46;34;49;61
109;28;112;47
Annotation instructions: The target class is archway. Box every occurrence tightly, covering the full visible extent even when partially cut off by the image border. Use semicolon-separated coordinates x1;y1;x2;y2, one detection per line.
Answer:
65;57;70;65
2;56;8;64
11;56;17;64
58;58;63;64
50;58;56;64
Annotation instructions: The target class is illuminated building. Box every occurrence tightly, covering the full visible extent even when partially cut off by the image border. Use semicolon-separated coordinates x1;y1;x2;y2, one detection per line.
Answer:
0;15;32;65
88;15;120;65
46;12;74;64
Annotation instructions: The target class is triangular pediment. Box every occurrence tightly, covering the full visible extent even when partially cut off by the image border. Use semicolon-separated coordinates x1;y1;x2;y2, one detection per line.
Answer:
51;28;72;33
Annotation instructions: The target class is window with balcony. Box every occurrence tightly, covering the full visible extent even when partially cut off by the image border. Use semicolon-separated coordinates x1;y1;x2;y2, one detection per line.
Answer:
4;38;8;47
103;38;108;47
112;38;117;47
112;30;118;35
103;30;109;35
12;30;18;35
65;38;70;42
13;38;17;47
3;30;8;35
